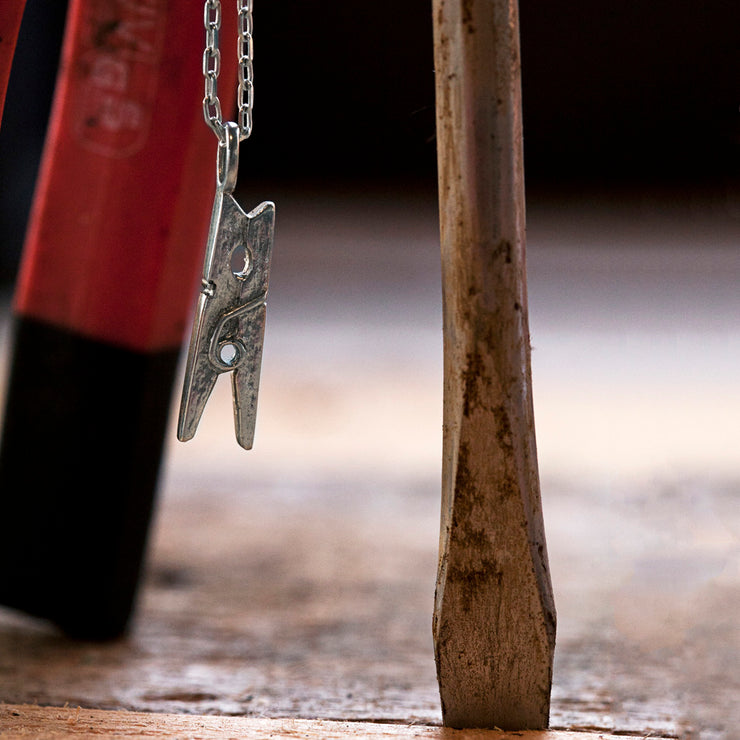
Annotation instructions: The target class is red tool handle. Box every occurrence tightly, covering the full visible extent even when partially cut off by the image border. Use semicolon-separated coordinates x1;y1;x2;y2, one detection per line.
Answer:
14;0;238;352
0;0;27;123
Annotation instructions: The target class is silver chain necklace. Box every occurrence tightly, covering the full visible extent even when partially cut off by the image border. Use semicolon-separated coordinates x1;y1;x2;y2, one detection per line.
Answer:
202;0;253;141
178;0;275;450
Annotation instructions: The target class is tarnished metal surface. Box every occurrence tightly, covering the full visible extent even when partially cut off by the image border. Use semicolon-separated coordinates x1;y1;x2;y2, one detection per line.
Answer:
178;123;274;449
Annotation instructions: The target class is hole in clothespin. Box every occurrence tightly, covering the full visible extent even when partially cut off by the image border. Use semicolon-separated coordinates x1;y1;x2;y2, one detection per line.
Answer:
230;244;252;280
219;342;240;367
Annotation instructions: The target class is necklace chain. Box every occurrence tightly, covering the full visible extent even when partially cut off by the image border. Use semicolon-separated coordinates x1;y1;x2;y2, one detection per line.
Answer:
203;0;254;141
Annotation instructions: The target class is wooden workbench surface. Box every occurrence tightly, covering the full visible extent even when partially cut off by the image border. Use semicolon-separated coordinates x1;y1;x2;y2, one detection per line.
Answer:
0;188;737;738
0;704;651;739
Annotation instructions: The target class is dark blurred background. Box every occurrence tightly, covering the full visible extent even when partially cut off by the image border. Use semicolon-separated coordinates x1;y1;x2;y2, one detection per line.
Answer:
0;0;738;279
253;0;740;187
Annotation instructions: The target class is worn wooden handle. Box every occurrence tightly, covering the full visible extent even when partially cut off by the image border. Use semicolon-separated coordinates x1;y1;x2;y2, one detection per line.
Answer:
432;0;556;729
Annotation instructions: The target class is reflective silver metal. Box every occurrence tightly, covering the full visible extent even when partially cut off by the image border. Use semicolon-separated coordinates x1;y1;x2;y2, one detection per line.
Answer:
203;0;223;137
203;0;253;141
178;123;275;448
237;1;254;139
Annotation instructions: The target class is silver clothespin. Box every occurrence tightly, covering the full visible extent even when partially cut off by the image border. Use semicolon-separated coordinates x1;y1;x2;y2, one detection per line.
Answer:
178;122;275;449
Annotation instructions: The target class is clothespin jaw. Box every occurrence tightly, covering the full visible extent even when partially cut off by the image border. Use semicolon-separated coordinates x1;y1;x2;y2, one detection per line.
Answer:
178;122;275;449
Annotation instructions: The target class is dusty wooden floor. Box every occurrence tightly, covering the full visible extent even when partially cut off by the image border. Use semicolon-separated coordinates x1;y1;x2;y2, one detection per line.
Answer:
0;185;738;738
0;704;641;739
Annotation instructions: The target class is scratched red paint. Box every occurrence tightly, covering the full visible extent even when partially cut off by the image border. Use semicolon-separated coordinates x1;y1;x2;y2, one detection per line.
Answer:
15;0;239;352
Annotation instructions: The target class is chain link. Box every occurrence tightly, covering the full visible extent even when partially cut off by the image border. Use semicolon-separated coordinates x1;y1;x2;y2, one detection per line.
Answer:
237;1;254;139
203;0;253;141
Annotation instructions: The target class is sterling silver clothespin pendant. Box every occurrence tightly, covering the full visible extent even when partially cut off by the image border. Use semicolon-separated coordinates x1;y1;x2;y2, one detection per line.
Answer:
178;122;275;449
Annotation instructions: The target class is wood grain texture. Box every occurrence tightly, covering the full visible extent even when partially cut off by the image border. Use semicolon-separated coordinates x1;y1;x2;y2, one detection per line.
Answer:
0;704;650;739
432;0;556;729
